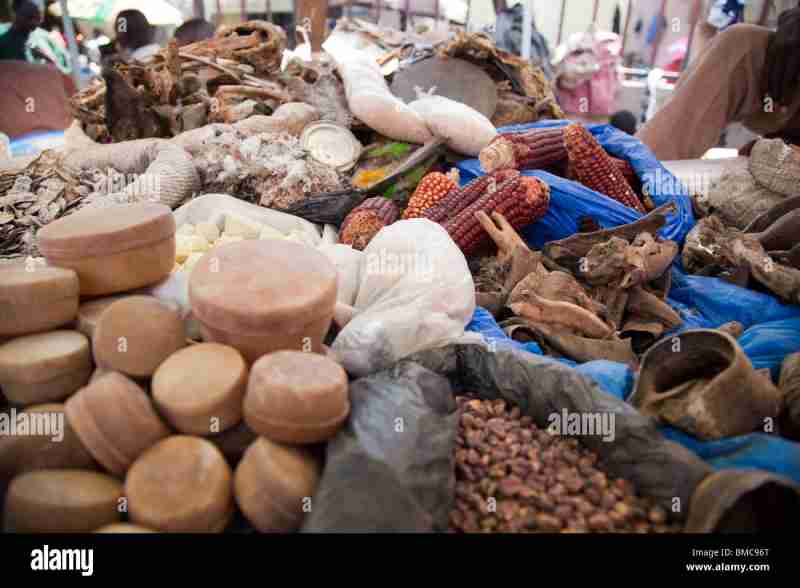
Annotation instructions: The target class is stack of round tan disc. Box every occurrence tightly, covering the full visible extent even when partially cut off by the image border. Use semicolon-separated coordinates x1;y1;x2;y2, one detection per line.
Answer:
65;372;171;476
92;296;186;377
37;202;176;297
4;469;123;532
76;294;136;339
234;437;321;533
152;343;247;435
0;403;95;482
0;330;92;405
244;351;349;444
125;436;233;533
188;240;338;363
94;523;155;533
0;262;79;337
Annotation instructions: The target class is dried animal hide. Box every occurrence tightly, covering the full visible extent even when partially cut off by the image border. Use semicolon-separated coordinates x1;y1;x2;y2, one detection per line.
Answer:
437;32;563;126
543;202;676;273
581;232;678;288
502;318;638;365
698;166;785;230
282;58;351;128
749;138;800;198
683;216;800;305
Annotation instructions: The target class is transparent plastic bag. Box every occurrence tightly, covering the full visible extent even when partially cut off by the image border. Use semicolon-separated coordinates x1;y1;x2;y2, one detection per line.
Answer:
331;219;476;377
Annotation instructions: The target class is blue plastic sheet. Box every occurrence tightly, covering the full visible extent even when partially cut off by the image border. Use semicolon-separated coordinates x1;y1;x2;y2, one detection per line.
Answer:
461;122;800;482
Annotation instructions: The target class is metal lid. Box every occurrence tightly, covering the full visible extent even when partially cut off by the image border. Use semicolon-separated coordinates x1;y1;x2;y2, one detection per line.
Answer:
300;122;362;172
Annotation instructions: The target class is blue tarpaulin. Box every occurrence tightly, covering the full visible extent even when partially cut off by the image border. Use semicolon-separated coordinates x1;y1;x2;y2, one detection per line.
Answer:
460;121;800;482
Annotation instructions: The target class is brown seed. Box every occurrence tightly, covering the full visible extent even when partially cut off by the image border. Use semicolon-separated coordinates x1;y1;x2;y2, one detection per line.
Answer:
487;418;506;436
509;443;521;458
585;487;602;506
565;477;585;494
550;483;567;497
498;500;518;521
466;449;481;465
489;464;506;479
554;504;573;522
562;450;580;465
490;448;507;463
460;413;475;428
497;477;523;498
509;407;521;419
535;513;562;532
480;516;498;531
588;513;611;531
520;416;533;427
601;492;617;510
532;493;556;512
608;511;627;529
574;498;595;516
590;472;608;489
492;399;506;414
520;429;533;442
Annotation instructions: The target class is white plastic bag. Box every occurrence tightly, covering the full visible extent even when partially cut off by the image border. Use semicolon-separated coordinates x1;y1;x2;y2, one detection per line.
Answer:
331;219;476;377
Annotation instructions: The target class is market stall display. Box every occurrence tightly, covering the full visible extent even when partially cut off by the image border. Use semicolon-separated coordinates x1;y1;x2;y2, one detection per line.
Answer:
2;17;800;536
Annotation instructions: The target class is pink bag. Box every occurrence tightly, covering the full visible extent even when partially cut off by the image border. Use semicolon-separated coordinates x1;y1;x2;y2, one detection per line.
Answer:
556;32;622;117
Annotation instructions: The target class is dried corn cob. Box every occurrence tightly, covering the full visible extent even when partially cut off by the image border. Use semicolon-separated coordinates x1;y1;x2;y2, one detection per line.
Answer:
424;169;520;224
402;169;460;219
339;197;400;251
445;175;550;255
609;156;637;186
564;124;646;213
479;128;568;173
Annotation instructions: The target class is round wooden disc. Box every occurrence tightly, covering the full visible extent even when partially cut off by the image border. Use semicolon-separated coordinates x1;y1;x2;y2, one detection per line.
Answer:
390;57;498;119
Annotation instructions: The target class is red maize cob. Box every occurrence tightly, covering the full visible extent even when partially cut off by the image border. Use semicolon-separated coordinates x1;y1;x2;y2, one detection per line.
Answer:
609;156;637;186
423;169;520;224
444;175;551;255
340;197;400;251
564;124;646;214
402;169;460;219
479;128;568;173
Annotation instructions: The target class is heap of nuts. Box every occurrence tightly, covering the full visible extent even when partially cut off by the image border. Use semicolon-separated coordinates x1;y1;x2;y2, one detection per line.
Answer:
449;397;684;533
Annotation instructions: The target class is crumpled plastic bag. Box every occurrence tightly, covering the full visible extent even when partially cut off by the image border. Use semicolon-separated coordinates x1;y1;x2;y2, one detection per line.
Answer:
331;219;476;377
302;342;712;532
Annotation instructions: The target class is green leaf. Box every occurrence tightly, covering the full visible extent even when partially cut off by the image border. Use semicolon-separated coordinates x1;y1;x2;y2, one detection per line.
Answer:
366;142;412;159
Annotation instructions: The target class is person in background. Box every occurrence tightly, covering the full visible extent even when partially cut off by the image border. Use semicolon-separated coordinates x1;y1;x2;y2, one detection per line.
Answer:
174;18;216;47
114;9;160;63
689;0;796;63
610;110;638;135
637;5;800;160
0;0;42;61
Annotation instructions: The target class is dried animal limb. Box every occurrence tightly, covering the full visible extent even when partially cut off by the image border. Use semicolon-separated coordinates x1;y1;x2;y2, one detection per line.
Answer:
626;286;683;330
543;202;677;273
508;291;613;339
502;318;638;364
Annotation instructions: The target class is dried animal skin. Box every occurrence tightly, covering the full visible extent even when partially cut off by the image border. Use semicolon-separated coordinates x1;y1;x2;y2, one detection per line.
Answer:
503;318;637;364
700;167;784;229
581;232;677;288
544;202;676;273
283;59;351;128
437;32;563;126
626;286;683;330
508;290;613;339
684;216;800;304
749;138;800;198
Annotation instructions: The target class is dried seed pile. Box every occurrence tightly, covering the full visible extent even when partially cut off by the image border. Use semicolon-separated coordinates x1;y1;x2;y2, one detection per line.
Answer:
450;397;683;533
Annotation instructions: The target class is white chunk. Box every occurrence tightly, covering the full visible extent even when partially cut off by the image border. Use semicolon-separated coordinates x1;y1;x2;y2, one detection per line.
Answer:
196;221;220;243
175;235;193;263
177;223;196;236
258;225;288;241
223;213;262;240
